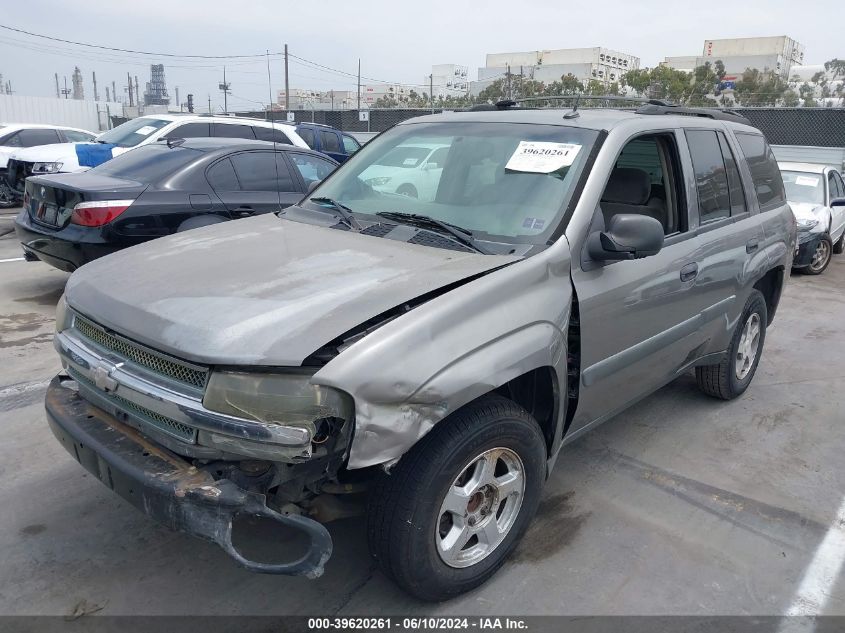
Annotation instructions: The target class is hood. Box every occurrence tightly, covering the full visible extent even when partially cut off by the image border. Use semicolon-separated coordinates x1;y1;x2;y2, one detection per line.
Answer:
10;142;82;163
65;215;519;366
789;201;826;224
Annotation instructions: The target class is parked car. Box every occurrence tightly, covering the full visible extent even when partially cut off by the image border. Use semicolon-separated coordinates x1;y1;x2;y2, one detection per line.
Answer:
359;142;450;200
14;138;337;271
295;122;361;162
779;162;845;275
44;104;794;601
0;123;96;207
4;114;309;205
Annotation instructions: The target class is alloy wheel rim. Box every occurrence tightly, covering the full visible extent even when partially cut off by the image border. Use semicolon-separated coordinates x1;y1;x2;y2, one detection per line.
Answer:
735;312;761;380
435;447;525;568
810;240;830;272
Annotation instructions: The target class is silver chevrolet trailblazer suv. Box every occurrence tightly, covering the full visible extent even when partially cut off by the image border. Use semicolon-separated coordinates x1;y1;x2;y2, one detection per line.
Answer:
45;101;796;601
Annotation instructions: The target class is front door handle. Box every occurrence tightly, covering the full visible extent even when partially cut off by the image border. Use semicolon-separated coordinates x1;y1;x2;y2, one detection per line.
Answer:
233;206;254;217
746;239;759;254
680;262;699;282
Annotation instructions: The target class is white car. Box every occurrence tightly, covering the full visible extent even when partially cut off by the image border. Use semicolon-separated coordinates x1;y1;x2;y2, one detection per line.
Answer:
5;114;309;202
780;161;845;275
0;123;96;206
359;143;450;201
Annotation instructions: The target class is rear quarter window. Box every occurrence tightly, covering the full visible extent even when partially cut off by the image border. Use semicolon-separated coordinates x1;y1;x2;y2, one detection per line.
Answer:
734;133;786;211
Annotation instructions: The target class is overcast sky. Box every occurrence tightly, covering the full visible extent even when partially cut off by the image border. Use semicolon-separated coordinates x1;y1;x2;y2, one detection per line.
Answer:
1;0;841;111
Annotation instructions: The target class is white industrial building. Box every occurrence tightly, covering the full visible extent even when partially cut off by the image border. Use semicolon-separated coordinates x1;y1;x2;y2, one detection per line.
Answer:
277;88;358;110
662;35;805;79
360;83;412;106
424;64;469;99
470;47;640;96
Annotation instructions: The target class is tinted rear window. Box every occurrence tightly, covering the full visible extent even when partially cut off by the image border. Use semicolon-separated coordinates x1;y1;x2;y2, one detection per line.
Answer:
92;143;202;182
298;128;316;149
253;126;293;144
735;133;786;211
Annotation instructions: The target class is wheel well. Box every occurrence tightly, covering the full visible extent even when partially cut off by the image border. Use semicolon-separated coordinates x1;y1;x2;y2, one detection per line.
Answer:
753;266;784;326
495;366;560;456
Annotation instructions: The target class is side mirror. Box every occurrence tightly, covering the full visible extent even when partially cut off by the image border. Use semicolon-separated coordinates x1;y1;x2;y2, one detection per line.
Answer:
307;180;322;194
831;198;845;208
587;214;664;261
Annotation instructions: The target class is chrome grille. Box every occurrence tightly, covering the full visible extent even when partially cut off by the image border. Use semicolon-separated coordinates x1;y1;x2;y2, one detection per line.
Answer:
71;369;196;442
73;315;208;389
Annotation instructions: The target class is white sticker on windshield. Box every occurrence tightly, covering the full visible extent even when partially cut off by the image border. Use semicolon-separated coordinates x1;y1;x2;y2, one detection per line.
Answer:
403;158;419;166
506;141;582;174
134;125;157;136
795;176;820;187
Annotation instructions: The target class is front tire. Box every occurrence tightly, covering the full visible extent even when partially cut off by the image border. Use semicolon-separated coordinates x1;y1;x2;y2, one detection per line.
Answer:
802;235;832;275
696;289;767;400
367;395;546;602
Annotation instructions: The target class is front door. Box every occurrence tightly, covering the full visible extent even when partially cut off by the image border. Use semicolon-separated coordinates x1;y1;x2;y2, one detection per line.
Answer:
568;131;707;434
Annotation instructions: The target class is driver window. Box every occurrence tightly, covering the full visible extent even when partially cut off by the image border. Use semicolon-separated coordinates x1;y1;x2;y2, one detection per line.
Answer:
600;134;684;236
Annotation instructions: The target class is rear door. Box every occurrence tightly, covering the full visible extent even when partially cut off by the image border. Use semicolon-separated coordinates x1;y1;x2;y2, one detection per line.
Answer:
680;128;769;361
209;150;300;215
319;130;346;162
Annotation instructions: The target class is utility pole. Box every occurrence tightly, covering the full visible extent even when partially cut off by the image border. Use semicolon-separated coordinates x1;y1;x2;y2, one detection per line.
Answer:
112;80;117;103
62;76;70;99
92;71;99;101
284;44;289;112
430;73;434;112
175;86;180;112
127;72;133;106
55;73;60;98
134;75;140;111
106;86;110;102
357;58;361;111
208;94;212;113
506;64;511;100
330;89;334;110
218;66;230;114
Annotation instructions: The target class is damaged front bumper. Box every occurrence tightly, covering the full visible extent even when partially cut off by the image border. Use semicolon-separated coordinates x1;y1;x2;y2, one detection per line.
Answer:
793;232;824;269
45;374;333;578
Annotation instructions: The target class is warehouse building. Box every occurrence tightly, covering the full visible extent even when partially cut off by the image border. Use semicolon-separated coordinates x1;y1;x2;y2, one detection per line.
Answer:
470;47;640;96
662;35;805;79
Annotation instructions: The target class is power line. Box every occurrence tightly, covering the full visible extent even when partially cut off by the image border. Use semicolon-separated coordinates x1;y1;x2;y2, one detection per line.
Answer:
0;23;277;59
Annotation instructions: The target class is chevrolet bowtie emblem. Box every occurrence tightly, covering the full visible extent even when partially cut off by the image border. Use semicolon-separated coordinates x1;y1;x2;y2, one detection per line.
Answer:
92;361;120;393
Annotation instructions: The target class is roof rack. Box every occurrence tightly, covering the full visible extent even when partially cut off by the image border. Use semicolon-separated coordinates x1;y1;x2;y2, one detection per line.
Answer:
635;100;753;126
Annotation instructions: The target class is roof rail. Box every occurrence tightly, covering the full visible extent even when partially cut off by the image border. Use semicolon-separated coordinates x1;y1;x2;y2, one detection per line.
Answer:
636;101;753;126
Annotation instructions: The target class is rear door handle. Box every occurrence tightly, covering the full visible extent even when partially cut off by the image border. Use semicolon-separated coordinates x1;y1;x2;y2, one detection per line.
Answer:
680;262;699;282
233;206;254;217
746;239;759;253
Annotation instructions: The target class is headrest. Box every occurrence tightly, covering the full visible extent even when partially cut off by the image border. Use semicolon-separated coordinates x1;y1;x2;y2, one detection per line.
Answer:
602;167;651;205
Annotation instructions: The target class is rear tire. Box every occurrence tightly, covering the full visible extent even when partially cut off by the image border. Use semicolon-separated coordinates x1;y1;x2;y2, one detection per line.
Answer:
696;289;767;400
367;395;546;602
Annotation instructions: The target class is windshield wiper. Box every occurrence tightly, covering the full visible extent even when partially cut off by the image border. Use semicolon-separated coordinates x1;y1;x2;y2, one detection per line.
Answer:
375;211;488;254
309;197;362;230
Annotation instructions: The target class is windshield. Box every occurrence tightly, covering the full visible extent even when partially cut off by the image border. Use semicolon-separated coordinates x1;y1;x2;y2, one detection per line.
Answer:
373;146;436;168
305;121;598;244
781;170;825;205
92;143;202;183
96;118;170;148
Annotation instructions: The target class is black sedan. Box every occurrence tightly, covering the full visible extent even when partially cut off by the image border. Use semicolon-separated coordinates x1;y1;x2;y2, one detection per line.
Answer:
14;138;338;272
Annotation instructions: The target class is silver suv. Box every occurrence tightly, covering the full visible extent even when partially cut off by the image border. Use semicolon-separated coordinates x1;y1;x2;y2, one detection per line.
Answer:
45;102;796;601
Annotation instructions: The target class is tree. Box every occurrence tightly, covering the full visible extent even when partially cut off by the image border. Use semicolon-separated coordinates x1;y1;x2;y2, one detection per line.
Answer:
732;68;788;106
781;89;799;107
